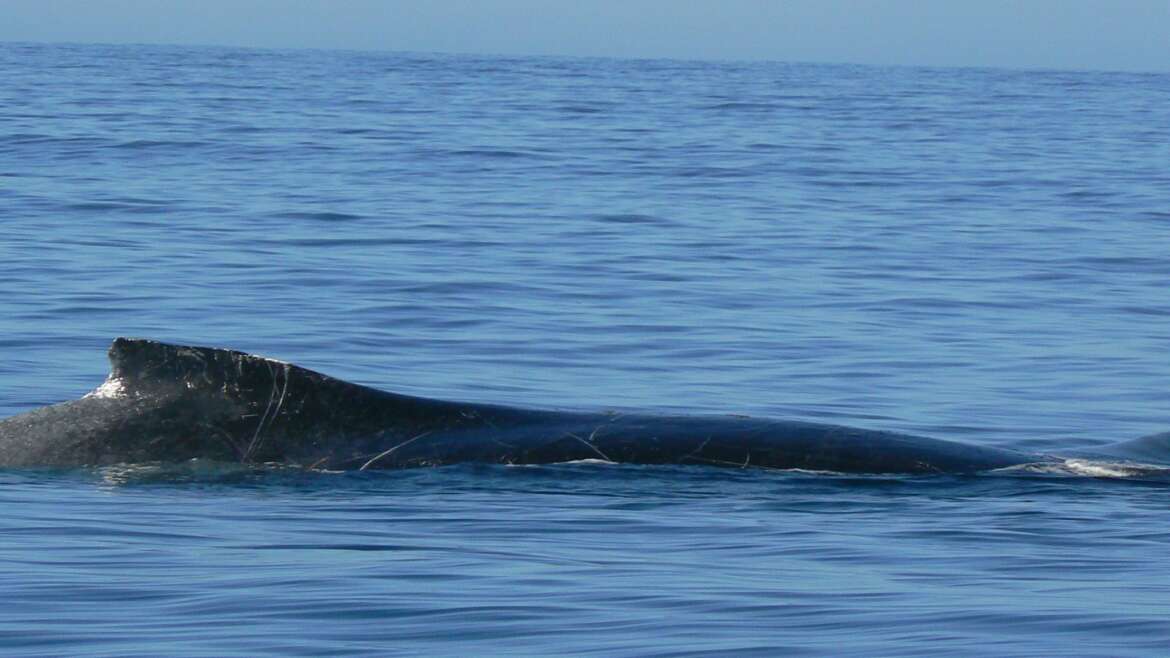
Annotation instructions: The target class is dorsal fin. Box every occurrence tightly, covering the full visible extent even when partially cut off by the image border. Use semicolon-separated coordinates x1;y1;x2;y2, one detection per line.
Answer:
92;338;479;464
99;338;451;415
106;337;293;397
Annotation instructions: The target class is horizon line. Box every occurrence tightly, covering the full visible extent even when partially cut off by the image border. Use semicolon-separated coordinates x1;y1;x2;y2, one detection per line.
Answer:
5;37;1169;78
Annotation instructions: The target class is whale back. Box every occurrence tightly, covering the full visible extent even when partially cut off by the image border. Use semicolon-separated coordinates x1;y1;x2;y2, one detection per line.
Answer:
0;338;1080;473
1093;431;1170;464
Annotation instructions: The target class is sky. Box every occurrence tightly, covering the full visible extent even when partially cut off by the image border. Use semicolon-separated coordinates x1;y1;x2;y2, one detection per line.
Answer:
1;0;1168;73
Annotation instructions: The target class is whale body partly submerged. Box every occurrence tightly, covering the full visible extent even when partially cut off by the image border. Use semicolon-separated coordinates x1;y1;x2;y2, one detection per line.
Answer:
0;338;1165;475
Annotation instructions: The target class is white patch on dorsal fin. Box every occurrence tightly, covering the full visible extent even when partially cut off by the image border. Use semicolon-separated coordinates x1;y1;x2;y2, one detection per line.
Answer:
84;374;127;399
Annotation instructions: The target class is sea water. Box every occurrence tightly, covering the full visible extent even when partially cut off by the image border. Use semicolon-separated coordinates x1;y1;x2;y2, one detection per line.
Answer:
1;42;1169;656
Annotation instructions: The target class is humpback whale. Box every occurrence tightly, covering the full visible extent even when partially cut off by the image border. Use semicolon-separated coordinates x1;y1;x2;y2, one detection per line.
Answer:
0;338;1161;474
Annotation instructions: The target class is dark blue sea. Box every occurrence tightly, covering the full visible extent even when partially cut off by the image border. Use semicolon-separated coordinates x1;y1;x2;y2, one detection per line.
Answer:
2;41;1170;656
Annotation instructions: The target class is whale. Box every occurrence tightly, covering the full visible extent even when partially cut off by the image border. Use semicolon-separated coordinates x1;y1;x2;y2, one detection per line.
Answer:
0;338;1162;474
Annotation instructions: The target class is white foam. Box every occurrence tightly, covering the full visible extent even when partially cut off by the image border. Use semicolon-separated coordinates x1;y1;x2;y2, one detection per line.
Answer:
1061;459;1147;478
998;458;1169;479
780;467;852;476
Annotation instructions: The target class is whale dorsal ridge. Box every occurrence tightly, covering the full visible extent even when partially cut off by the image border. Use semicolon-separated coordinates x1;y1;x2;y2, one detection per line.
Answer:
100;337;299;399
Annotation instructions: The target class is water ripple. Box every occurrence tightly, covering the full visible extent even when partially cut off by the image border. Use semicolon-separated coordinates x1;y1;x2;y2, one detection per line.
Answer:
2;42;1170;656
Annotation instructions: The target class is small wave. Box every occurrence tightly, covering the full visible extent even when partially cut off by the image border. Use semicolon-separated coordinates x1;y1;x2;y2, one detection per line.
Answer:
556;105;606;114
700;102;777;111
2;133;56;145
111;139;208;150
279;211;365;222
94;459;306;486
64;200;167;213
594;213;673;226
446;148;538;159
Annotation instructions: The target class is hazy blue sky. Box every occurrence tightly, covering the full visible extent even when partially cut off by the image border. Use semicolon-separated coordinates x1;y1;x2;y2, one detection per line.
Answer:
2;0;1168;73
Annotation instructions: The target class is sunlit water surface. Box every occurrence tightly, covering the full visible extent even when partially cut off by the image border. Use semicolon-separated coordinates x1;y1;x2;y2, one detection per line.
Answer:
1;42;1169;656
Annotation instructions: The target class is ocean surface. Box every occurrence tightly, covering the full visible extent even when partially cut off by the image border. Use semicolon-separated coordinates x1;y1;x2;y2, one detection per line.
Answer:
2;41;1169;656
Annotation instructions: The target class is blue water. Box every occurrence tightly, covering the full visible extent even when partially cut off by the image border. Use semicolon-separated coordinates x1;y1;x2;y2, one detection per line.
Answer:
2;41;1170;655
